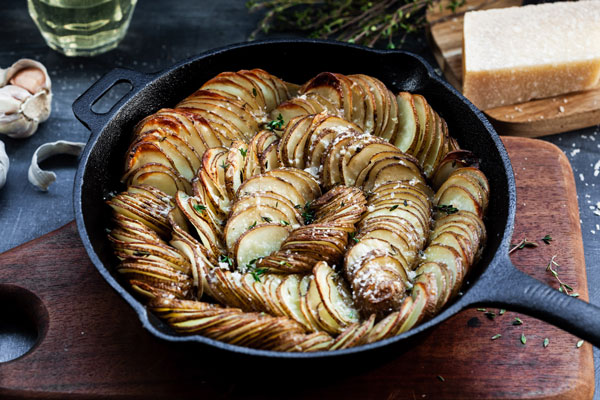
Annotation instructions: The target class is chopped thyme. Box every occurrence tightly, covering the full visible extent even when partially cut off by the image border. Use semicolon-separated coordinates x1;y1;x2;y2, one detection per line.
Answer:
219;254;234;267
251;267;268;282
542;234;552;245
477;308;487;312
491;334;502;340
220;160;229;170
280;220;290;226
437;375;445;382
299;201;315;224
249;221;257;229
240;147;247;157
512;317;523;325
435;204;458;214
520;333;527;345
133;250;150;257
349;232;359;243
193;203;206;213
279;260;292;267
576;340;584;348
543;338;549;348
261;216;273;223
499;309;506;315
389;204;400;211
266;113;285;131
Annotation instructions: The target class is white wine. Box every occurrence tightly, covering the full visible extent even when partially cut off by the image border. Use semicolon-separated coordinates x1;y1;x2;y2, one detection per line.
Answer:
27;0;137;57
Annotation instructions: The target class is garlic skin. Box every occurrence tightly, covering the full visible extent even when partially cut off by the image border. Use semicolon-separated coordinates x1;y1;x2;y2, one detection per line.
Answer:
0;140;8;190
0;59;52;139
28;140;85;191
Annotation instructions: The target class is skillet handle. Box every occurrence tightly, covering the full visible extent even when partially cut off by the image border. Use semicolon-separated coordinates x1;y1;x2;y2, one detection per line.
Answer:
72;68;152;133
464;256;600;348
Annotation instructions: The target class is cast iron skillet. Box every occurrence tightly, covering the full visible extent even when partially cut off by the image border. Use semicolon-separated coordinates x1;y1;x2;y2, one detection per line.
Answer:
72;39;600;358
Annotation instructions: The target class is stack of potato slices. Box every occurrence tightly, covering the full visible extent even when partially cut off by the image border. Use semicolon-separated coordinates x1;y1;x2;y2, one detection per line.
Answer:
106;69;489;352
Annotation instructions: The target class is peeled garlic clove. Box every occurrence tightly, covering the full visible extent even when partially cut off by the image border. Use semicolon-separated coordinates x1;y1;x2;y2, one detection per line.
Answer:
0;59;52;139
28;140;85;191
0;140;8;190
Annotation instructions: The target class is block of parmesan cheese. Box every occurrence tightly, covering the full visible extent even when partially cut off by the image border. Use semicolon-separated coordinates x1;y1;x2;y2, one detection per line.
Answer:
462;1;600;110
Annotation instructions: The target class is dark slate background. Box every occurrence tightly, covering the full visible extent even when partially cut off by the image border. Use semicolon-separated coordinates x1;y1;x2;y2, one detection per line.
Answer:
1;0;599;396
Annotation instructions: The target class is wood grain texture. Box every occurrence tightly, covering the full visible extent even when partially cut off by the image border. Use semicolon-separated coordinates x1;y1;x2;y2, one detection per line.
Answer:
0;137;593;399
426;0;600;137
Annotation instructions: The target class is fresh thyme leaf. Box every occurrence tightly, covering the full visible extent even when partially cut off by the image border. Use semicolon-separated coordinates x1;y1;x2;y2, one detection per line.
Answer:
261;216;272;223
520;333;527;345
435;204;458;214
193;203;206;213
577;340;584;348
389;204;400;211
543;338;549;348
266;113;285;131
251;267;268;282
133;250;150;257
499;309;506;315
240;147;247;157
476;308;487;312
542;234;552;245
484;311;496;320
349;232;359;243
512;317;523;325
278;260;292;267
491;334;502;340
249;221;257;229
220;160;229;170
280;220;290;226
437;375;445;382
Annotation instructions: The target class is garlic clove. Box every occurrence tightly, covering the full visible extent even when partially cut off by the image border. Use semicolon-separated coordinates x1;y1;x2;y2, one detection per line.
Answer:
0;140;8;190
1;59;51;93
10;67;48;95
28;140;86;191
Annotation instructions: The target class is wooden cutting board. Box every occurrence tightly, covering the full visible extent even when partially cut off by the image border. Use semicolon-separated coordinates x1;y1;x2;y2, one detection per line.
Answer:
0;137;593;399
426;0;600;137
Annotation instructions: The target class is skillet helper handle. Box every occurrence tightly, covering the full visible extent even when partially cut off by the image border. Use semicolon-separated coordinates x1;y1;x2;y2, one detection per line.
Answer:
72;68;152;132
469;257;600;348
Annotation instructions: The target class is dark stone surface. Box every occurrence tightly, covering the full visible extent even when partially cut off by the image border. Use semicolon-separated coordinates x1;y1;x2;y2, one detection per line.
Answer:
0;0;598;396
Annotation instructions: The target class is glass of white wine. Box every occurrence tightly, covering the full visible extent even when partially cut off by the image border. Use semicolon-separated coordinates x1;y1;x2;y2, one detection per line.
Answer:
28;0;138;57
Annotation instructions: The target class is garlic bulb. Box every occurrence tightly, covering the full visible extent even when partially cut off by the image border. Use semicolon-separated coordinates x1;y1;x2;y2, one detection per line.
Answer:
0;59;52;139
0;140;8;190
29;140;85;191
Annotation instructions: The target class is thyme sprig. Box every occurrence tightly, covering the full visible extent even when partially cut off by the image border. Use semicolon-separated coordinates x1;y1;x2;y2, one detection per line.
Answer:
508;237;538;254
247;0;502;49
546;255;578;297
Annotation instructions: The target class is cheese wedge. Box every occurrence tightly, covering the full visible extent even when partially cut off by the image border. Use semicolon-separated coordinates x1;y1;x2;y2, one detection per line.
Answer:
462;1;600;110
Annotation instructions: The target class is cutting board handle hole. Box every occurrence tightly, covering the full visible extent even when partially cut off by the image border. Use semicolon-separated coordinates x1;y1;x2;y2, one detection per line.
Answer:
0;284;48;363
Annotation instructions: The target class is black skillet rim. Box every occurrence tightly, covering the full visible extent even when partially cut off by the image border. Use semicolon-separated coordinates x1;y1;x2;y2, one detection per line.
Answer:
73;38;517;359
